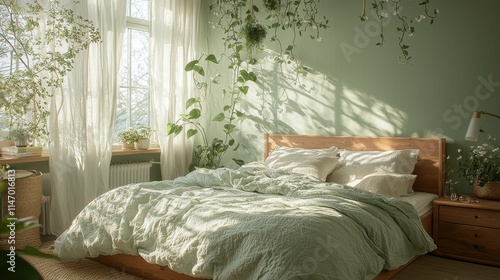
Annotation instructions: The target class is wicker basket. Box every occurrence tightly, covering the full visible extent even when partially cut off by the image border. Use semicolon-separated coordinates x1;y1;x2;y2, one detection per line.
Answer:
1;170;42;249
473;181;500;201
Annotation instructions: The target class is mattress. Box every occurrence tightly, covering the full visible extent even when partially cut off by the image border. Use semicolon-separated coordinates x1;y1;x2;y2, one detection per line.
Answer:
399;192;438;216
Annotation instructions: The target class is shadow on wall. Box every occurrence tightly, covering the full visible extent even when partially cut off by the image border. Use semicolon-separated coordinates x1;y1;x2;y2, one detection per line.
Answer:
234;51;409;162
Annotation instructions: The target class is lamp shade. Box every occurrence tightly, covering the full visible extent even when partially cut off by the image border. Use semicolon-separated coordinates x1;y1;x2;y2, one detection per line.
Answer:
465;112;481;141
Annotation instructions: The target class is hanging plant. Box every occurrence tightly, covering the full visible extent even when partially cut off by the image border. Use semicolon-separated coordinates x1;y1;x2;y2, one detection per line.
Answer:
241;21;268;48
263;0;280;12
168;0;328;170
361;0;439;63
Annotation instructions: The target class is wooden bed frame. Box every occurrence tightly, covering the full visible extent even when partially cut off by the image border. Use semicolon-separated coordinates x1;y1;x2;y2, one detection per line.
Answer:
91;134;447;280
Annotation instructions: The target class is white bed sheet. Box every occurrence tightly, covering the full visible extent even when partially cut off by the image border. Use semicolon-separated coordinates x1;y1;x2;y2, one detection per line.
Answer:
398;192;438;217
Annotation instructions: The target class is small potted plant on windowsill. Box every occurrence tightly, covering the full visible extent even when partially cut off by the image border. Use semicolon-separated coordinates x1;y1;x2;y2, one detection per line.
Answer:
8;127;31;147
117;128;139;150
135;126;154;150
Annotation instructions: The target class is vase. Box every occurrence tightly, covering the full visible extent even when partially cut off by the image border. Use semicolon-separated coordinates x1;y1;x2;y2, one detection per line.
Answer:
473;181;500;200
134;139;150;150
121;142;135;150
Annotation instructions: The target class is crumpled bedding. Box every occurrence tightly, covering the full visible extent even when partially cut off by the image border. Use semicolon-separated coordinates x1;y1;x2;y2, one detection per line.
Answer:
54;164;436;280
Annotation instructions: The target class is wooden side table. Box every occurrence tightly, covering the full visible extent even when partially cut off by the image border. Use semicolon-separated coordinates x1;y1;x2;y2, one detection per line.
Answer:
433;196;500;267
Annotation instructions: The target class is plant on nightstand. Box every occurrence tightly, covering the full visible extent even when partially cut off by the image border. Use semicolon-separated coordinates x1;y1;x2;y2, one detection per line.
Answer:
447;135;500;200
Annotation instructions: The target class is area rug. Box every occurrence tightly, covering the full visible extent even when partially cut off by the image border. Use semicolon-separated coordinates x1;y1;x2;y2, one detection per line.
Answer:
21;245;145;280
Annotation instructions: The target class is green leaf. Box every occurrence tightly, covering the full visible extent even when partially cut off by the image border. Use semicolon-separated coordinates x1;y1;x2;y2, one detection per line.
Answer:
248;72;257;82
188;108;201;119
223;124;236;134
223;105;231;111
184;60;199;71
193;65;205;76
239;86;249;94
0;251;43;280
233;158;245;166
187;129;198;138
240;70;251;81
205;54;218;64
186;97;198;109
228;139;235;146
212;113;225;122
174;125;183;136
236;110;245;117
166;123;176;135
19;246;59;260
236;44;244;53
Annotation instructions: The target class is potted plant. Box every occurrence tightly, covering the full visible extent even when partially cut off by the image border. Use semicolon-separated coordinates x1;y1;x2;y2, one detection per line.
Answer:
8;127;31;147
135;126;154;150
447;136;500;200
117;128;139;150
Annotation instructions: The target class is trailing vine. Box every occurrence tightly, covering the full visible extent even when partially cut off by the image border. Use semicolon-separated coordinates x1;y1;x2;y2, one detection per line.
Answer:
168;0;439;170
361;0;439;64
167;0;328;170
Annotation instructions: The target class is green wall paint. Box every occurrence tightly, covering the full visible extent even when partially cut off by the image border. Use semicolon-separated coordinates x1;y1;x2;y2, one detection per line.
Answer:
201;0;500;194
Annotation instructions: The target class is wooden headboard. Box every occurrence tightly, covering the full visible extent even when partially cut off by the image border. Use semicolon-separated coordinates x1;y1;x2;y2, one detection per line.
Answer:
264;134;446;196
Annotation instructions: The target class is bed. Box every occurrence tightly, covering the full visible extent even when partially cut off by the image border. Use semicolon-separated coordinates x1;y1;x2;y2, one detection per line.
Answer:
54;134;446;280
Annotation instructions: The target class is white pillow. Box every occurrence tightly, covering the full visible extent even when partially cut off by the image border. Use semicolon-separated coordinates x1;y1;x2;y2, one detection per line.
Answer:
265;146;340;181
348;173;417;198
326;149;419;185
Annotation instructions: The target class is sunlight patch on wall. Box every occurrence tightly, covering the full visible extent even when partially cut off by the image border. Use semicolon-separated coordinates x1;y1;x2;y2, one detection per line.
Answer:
238;52;407;138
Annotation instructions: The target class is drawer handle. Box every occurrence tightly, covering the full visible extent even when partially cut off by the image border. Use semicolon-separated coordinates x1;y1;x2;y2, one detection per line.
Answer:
473;245;479;249
474;215;479;219
474;233;479;238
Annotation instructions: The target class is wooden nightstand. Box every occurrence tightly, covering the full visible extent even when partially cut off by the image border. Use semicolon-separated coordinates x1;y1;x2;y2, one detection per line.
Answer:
433;196;500;267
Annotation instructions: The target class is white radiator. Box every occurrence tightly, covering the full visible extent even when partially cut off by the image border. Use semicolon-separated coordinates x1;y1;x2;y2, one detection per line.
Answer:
40;195;51;235
109;162;152;189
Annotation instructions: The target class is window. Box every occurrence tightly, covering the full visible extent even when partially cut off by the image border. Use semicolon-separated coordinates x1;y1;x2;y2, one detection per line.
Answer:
115;0;151;139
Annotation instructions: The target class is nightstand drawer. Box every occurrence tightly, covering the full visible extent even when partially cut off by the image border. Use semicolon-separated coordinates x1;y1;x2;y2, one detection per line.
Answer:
439;205;500;229
437;222;500;265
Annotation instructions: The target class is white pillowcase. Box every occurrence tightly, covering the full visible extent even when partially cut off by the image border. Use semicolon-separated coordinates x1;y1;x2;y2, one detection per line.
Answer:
265;146;340;181
347;173;417;198
326;149;419;186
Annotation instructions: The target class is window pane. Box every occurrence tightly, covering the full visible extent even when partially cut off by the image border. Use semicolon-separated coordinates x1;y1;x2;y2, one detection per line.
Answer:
115;88;129;135
120;30;130;86
131;88;149;126
130;29;149;88
127;0;150;20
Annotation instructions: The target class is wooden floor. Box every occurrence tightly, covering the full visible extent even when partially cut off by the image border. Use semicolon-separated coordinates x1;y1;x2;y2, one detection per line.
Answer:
393;254;500;280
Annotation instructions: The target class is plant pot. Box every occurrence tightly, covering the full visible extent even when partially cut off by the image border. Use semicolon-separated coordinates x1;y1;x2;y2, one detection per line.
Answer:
15;135;29;147
122;142;135;150
473;181;500;200
135;139;150;150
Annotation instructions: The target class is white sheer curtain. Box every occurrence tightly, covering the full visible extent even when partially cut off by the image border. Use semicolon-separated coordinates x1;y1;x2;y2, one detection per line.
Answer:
49;0;126;235
151;0;200;179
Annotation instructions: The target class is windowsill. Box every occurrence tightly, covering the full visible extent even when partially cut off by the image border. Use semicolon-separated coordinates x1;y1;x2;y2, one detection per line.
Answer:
0;148;161;165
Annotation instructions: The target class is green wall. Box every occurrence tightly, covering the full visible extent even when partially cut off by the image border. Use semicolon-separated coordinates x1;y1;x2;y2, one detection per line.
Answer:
200;0;500;194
